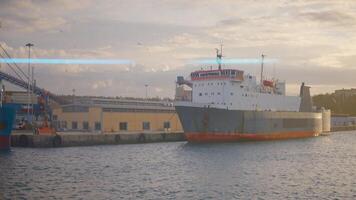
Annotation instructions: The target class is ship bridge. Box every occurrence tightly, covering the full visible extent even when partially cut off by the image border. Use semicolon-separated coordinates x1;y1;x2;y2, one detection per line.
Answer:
191;69;244;81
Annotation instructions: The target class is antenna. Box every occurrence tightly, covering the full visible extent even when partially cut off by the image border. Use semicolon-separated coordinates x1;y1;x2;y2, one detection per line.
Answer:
215;43;223;70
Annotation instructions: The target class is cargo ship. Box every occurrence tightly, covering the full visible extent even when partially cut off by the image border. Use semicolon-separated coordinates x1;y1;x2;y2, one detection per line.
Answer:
0;105;16;150
175;47;330;142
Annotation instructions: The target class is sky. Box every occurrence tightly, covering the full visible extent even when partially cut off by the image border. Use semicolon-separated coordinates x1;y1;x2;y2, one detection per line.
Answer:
1;0;356;98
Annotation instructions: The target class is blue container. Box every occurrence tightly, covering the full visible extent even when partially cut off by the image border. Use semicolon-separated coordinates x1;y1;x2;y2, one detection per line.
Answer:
0;105;16;150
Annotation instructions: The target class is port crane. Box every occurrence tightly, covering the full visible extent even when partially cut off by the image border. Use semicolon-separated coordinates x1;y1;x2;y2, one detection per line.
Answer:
0;44;68;134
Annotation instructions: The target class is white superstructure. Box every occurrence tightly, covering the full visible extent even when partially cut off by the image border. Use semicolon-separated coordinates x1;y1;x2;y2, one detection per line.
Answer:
176;48;301;112
187;69;300;111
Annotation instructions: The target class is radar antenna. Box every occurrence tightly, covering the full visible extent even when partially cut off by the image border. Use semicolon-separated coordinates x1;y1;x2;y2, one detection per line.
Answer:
215;44;223;70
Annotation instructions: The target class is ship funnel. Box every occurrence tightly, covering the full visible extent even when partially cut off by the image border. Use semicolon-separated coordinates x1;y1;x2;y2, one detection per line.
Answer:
177;76;185;85
299;82;313;112
176;76;192;88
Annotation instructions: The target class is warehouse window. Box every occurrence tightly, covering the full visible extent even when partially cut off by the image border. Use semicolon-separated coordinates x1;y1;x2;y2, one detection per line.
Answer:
62;121;67;129
72;121;78;129
119;122;128;131
83;121;89;130
95;122;101;131
164;121;170;129
142;122;150;130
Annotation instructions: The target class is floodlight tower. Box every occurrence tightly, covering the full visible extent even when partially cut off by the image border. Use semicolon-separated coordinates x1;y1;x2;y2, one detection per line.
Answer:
145;84;148;99
25;43;34;122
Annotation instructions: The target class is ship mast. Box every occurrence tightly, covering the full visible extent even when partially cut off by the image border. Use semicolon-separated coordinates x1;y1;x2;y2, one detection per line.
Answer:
260;54;265;89
215;44;223;70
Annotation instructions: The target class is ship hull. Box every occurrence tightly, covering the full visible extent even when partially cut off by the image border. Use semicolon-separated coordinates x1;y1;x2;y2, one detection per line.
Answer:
185;131;317;143
175;103;322;143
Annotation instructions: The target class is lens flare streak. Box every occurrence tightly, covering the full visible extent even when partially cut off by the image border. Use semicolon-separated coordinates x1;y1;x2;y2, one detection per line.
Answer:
190;58;277;65
0;58;134;65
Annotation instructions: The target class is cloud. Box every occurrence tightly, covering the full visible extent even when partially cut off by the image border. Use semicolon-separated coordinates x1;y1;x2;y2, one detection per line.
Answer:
218;18;248;26
0;0;92;33
2;0;356;97
300;10;356;26
92;80;113;90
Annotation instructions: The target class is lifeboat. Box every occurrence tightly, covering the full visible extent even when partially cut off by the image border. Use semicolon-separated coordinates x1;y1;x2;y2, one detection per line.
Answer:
263;80;274;87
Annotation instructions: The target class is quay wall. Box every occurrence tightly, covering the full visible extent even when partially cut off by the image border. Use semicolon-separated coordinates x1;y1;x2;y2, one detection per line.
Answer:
11;132;185;148
331;126;356;132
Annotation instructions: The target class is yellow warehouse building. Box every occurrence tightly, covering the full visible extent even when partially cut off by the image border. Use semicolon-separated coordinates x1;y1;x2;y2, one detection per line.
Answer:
52;98;183;133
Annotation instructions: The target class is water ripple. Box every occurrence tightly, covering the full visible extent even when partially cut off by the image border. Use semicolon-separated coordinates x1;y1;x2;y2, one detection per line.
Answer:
1;132;356;199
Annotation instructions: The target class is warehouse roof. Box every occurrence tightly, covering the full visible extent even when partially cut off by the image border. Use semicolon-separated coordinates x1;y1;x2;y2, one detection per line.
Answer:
60;97;175;113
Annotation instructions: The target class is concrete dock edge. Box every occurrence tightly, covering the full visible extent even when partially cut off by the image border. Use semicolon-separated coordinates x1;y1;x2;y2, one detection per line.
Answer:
11;132;186;148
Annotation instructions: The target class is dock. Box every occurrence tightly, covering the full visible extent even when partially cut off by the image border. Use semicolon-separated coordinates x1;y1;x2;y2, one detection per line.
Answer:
11;132;186;148
10;126;356;148
331;125;356;132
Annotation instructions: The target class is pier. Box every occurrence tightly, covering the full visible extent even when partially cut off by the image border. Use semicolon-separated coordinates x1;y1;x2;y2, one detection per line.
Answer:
11;132;185;148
